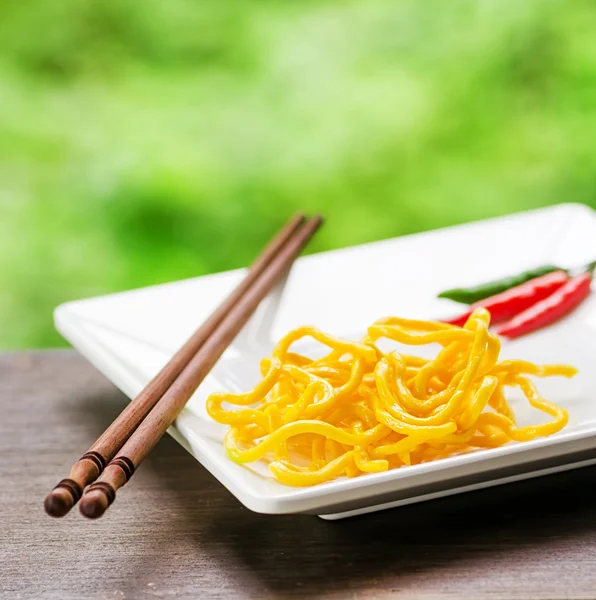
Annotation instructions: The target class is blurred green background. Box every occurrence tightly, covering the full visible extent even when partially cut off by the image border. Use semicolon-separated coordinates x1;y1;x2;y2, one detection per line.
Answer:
2;0;596;349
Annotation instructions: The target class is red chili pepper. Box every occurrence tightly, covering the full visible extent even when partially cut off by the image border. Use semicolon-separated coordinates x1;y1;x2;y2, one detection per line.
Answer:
495;271;593;339
443;270;570;327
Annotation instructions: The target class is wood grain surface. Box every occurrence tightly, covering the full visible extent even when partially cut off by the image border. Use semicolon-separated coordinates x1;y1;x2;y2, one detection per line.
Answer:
2;351;596;600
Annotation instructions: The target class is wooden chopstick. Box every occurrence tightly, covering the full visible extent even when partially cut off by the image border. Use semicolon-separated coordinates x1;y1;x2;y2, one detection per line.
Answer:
78;216;322;519
44;213;309;518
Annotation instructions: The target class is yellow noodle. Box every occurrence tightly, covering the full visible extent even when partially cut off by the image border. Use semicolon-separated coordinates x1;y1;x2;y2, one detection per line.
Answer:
206;309;574;486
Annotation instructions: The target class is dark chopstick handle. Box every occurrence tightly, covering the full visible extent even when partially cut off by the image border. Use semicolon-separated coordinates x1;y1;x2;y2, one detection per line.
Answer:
79;216;323;519
44;213;306;518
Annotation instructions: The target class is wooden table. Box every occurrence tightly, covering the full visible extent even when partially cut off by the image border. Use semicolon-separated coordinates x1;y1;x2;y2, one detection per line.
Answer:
2;351;596;600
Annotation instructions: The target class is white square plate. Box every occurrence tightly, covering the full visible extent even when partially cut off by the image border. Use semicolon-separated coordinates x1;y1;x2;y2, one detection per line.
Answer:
55;203;596;519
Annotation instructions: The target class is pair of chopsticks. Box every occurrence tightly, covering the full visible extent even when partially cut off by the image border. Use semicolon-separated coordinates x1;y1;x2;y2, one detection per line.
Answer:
45;213;322;519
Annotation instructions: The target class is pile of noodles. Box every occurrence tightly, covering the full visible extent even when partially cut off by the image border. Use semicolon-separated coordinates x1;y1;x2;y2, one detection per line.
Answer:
206;308;575;486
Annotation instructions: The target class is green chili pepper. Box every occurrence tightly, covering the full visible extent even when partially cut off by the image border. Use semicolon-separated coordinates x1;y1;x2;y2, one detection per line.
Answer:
438;264;561;304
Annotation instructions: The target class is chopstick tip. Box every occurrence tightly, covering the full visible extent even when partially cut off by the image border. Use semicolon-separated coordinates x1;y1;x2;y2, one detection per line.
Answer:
44;488;75;518
79;482;115;519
